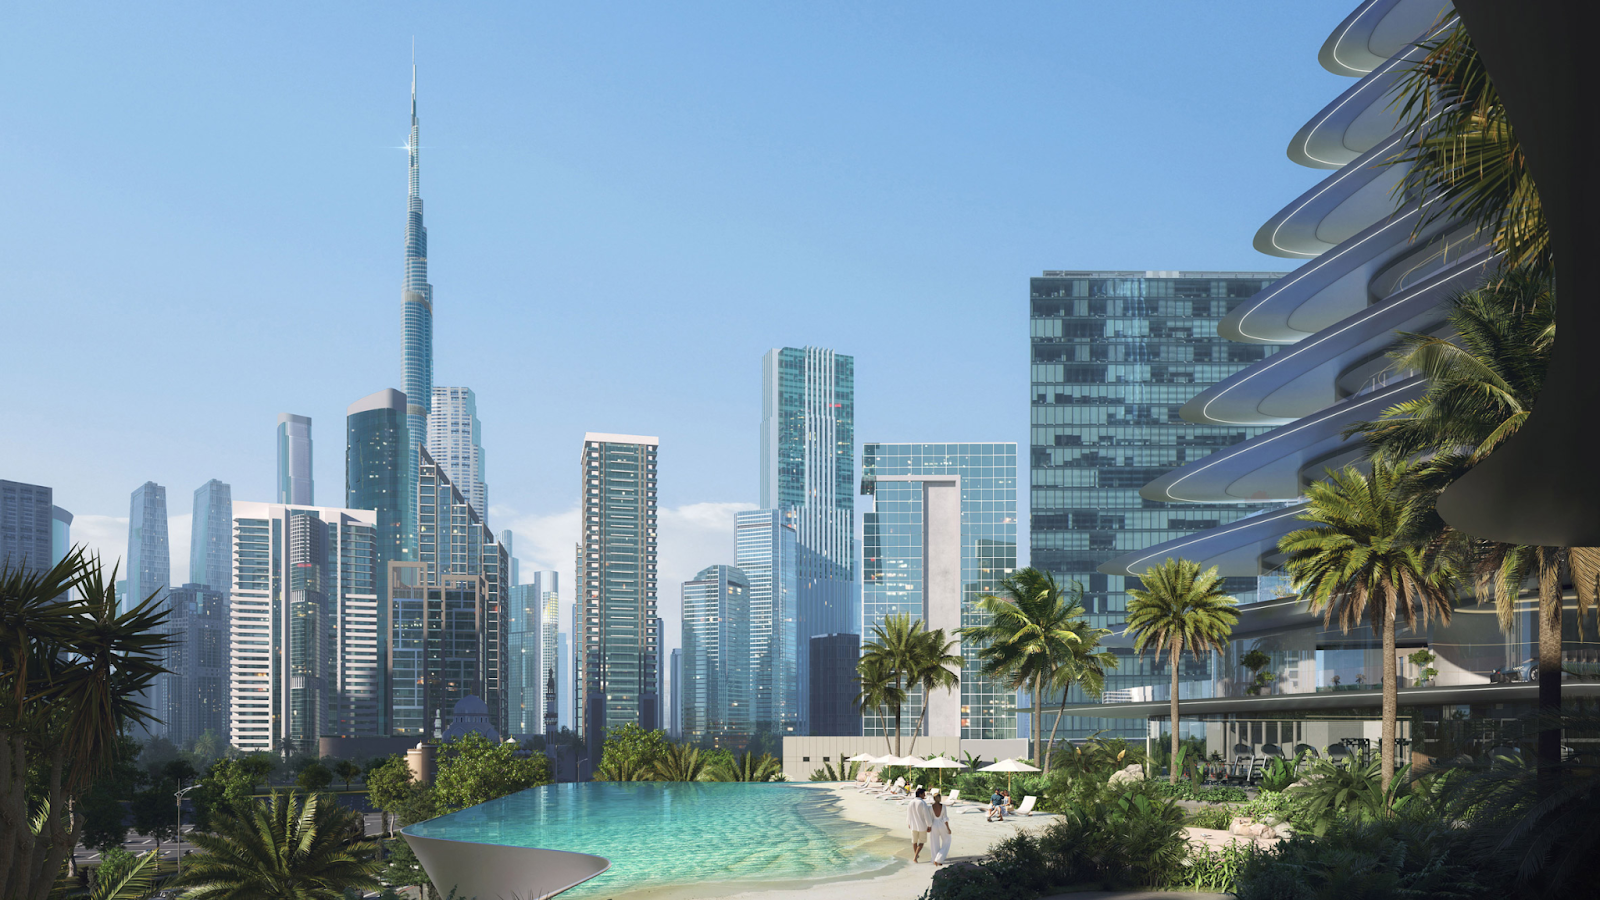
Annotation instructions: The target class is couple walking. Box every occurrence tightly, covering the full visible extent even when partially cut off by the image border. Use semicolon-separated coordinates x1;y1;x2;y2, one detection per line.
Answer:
907;787;953;865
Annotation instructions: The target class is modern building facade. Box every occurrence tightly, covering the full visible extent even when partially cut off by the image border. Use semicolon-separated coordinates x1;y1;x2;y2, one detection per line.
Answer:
861;443;1018;740
734;508;799;734
228;502;380;754
809;633;862;737
507;581;542;738
558;631;572;731
760;347;856;734
127;482;170;615
276;414;315;505
402;67;435;558
680;565;752;748
159;583;229;747
534;570;560;733
190;480;232;592
669;647;682;739
427;386;488;522
50;505;72;566
388;560;490;740
1;479;55;577
348;389;412;599
576;434;660;761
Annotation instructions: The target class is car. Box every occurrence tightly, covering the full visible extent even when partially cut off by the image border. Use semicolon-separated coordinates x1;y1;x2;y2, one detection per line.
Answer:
1512;658;1571;682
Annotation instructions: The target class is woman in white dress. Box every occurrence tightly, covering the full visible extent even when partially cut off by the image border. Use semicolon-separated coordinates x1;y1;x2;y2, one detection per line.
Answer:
928;792;953;865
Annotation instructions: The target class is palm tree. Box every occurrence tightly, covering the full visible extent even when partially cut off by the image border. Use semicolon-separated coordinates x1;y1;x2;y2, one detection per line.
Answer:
1125;559;1239;784
172;790;380;900
903;627;964;758
961;569;1087;771
860;614;923;755
650;742;712;782
1043;617;1117;768
1278;460;1456;792
1350;276;1597;772
853;656;905;754
714;751;782;782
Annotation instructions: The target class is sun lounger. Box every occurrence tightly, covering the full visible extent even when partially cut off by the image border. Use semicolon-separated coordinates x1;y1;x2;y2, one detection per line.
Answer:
945;790;960;805
1014;795;1038;816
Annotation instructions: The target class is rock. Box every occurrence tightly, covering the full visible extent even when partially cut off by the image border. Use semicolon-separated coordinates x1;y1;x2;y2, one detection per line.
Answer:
1108;763;1146;787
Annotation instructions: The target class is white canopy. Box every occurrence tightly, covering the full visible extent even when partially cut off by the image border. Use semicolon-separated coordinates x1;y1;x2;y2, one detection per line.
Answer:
915;756;969;769
846;753;878;763
978;758;1040;773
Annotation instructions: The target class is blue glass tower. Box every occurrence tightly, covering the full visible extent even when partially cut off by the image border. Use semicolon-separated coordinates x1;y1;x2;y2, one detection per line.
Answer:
401;66;433;558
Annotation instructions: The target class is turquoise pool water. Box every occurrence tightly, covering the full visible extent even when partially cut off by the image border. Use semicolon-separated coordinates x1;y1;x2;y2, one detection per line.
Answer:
405;782;892;897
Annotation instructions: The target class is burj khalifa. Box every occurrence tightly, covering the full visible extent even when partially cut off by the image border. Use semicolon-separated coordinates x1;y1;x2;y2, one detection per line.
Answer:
401;65;432;555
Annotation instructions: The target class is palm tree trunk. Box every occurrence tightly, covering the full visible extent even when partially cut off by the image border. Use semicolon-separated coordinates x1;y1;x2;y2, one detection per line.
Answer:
1380;595;1398;793
1538;558;1564;778
894;679;904;757
1169;643;1181;785
908;685;928;757
1034;676;1044;766
1045;681;1072;778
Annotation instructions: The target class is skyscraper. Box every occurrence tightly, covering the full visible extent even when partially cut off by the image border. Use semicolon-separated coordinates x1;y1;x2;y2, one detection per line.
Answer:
428;387;488;522
347;389;411;594
680;565;751;748
228;502;379;754
576;434;659;761
759;347;855;734
190;480;232;592
506;581;541;738
1;479;55;577
809;633;862;737
50;505;72;566
558;631;572;730
532;570;560;732
161;583;229;746
734;509;799;734
669;647;682;739
276;414;314;505
861;443;1018;739
127;482;170;615
402;67;434;558
500;530;518;586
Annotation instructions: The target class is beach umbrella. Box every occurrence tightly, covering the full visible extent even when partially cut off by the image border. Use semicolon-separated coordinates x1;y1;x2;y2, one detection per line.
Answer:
915;756;968;790
846;753;877;763
978;757;1041;793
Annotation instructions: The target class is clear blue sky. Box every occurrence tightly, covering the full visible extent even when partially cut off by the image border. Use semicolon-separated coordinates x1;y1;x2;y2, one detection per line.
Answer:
1;1;1349;639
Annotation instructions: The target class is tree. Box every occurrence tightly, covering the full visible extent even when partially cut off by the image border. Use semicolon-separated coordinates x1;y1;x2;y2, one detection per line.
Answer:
87;847;160;900
1350;276;1596;773
297;761;335;793
852;656;905;754
651;742;711;782
1043;616;1117;766
594;723;668;782
0;550;174;900
129;784;179;861
333;759;362;791
960;569;1088;770
903;626;963;758
433;732;549;811
1240;649;1273;696
172;790;381;900
379;837;434;900
1124;558;1240;784
1278;460;1456;791
192;755;275;832
364;756;414;839
859;614;925;755
712;751;782;782
79;735;144;853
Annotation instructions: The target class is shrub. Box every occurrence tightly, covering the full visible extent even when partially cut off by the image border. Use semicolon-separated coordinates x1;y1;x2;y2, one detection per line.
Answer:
808;759;861;782
1176;841;1255;894
1234;816;1485;900
1037;782;1189;888
1185;806;1233;830
1149;780;1246;803
1258;754;1304;793
1233;789;1303;828
918;861;1016;900
1288;758;1408;833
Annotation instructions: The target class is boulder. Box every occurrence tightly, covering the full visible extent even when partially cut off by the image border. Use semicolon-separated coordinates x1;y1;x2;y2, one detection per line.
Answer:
1107;763;1146;787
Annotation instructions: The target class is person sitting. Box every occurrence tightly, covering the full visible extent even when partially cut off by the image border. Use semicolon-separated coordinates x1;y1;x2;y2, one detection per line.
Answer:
1000;790;1015;817
986;788;1005;822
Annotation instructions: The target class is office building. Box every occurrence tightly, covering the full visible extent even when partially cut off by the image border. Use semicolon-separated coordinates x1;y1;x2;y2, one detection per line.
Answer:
127;482;170;615
680;565;751;747
228;502;379;754
534;570;560;733
669;647;682;739
348;389;411;585
1;479;54;576
576;433;659;762
427;387;488;521
190;480;232;592
401;67;435;557
388;561;490;740
51;505;72;566
507;581;542;738
500;530;518;586
411;447;510;733
861;443;1018;739
160;583;229;746
654;614;666;731
734;508;799;734
276;414;314;505
809;633;862;737
760;347;856;734
558;631;572;731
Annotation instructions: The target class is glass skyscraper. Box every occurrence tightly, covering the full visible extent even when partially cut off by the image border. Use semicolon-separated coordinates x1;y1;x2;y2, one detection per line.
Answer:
427;386;487;521
127;481;169;614
276;414;314;505
576;433;659;760
347;388;411;595
159;582;229;747
734;508;799;734
760;347;855;734
506;582;542;738
1028;270;1283;736
189;479;232;593
680;564;751;748
534;570;560;732
861;443;1018;740
402;67;434;559
1;479;55;578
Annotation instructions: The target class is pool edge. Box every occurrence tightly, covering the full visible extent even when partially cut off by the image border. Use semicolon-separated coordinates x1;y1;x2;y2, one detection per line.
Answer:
402;828;612;900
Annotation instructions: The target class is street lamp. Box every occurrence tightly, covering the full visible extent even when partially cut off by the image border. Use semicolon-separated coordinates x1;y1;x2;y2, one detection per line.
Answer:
175;784;199;875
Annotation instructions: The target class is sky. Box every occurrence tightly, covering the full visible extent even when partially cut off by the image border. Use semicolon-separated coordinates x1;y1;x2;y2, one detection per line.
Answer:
0;1;1351;651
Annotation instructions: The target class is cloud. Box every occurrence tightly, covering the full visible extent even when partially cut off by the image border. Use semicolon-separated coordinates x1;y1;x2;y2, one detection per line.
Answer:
491;499;757;652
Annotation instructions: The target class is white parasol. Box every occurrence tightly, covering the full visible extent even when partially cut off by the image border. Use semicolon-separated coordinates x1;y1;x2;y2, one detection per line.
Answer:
977;757;1040;793
914;755;969;790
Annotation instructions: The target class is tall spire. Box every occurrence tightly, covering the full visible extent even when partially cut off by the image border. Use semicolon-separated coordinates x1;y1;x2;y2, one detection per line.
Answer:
400;60;433;559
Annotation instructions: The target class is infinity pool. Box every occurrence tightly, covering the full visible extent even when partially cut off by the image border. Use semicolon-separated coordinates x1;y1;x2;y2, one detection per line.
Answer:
405;782;893;898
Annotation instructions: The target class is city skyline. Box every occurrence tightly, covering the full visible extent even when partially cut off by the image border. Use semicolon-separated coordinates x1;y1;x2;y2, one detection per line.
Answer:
3;5;1350;659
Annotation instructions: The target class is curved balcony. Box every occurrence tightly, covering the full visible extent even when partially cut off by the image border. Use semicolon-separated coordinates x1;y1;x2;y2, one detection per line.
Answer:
1099;503;1308;578
1184;245;1496;425
1254;134;1409;259
1142;378;1422;504
1319;0;1456;78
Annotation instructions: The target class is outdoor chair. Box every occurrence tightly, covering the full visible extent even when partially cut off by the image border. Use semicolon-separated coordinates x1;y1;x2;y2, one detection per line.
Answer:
945;790;961;805
1013;795;1038;816
1326;743;1351;764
